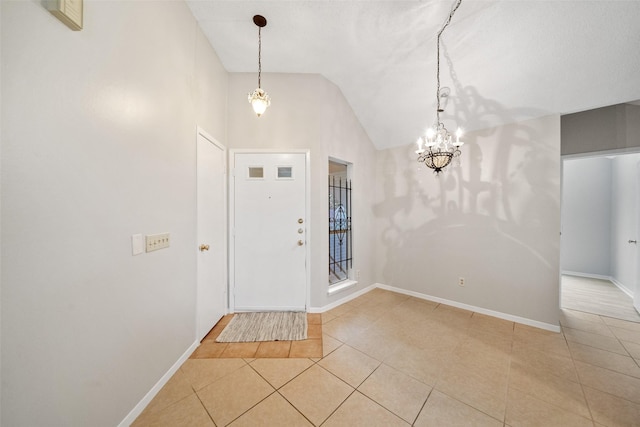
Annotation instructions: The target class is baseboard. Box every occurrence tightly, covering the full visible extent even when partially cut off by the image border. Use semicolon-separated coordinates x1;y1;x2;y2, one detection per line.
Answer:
375;284;561;332
308;283;377;313
610;277;634;298
118;340;199;427
562;271;611;281
563;271;634;299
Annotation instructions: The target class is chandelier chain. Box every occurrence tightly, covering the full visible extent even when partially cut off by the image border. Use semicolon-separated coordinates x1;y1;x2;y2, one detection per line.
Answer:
258;27;262;88
436;0;463;123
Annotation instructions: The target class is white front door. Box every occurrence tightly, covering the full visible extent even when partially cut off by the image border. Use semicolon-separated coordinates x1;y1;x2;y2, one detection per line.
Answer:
232;152;307;311
196;128;227;341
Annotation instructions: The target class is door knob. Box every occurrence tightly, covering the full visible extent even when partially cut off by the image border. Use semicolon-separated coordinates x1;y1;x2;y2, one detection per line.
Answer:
297;240;304;246
298;218;304;224
199;244;210;251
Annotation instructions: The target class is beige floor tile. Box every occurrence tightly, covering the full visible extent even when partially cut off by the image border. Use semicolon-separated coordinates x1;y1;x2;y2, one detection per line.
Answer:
132;394;214;427
228;392;312;427
250;358;314;389
560;309;606;325
622;340;640;359
190;341;228;358
508;363;590;418
137;369;194;417
289;338;323;358
511;344;578;382
220;342;260;358
451;340;512;380
344;327;400;361
180;358;246;391
322;311;337;324
575;360;640;404
254;341;291;358
469;313;515;337
196;365;274;426
563;327;629;355
322;391;409;427
385;343;449;386
609;325;640;345
307;323;322;339
414;390;502;427
318;344;380;387
358;363;431;423
307;313;322;325
601;316;640;332
583;386;640;427
322;316;367;342
436;362;508;421
322;334;343;357
513;328;571;358
505;387;593;427
569;341;640;378
279;364;354;426
560;314;615;337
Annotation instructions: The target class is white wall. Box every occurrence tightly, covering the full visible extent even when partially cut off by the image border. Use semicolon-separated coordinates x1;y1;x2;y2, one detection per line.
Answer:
561;157;612;276
1;1;228;425
374;115;561;326
226;73;378;309
611;153;640;294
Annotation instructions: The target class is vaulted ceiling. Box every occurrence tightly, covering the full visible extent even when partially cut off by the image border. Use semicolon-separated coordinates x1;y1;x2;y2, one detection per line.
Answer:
187;1;640;150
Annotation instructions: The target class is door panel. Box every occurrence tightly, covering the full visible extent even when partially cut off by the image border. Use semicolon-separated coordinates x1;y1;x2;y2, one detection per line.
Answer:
233;152;307;311
196;129;227;341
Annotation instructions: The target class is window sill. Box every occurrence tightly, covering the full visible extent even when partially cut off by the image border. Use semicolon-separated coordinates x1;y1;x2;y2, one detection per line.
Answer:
327;280;357;296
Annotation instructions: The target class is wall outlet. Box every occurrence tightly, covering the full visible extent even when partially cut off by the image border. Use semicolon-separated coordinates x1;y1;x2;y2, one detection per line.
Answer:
146;232;170;252
357;269;361;279
458;277;465;287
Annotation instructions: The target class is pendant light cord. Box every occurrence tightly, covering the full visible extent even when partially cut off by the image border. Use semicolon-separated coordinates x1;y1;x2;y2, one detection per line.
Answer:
258;26;262;89
436;0;463;124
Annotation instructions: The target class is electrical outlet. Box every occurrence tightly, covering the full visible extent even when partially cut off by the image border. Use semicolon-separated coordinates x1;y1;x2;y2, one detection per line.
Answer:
357;270;361;279
146;232;170;252
458;277;465;287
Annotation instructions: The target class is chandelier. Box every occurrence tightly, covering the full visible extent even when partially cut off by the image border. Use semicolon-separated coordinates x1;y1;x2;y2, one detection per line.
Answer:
248;15;270;117
416;0;464;174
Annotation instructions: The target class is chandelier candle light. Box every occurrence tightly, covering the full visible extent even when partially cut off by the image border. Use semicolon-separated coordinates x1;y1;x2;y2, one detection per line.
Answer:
416;0;464;174
248;15;270;117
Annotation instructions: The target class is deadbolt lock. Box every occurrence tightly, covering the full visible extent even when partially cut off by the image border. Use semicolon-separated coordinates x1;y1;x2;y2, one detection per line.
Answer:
298;218;304;224
298;228;304;234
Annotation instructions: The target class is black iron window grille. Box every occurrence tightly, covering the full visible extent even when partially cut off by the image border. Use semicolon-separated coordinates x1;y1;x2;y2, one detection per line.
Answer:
329;176;352;284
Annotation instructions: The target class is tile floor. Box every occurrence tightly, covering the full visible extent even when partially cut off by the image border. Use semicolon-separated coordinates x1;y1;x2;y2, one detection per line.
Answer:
190;313;323;359
133;289;640;426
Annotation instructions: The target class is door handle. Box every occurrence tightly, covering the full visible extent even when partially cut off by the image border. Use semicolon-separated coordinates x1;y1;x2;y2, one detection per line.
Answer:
629;240;637;244
297;240;304;246
199;244;210;251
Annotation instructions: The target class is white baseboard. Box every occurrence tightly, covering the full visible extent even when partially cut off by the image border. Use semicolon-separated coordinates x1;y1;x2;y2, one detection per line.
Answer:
309;283;377;313
118;340;199;427
563;271;634;299
610;277;634;298
310;282;560;332
376;284;560;332
562;271;611;281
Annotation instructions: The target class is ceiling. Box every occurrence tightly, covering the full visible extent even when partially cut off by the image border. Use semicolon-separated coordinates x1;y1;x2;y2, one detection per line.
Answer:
187;0;640;150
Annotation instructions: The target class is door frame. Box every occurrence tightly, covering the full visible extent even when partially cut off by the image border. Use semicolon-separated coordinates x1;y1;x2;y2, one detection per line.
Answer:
228;149;311;312
196;126;228;340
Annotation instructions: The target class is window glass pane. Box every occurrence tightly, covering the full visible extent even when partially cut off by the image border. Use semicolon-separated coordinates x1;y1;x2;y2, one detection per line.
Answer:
248;167;264;178
277;166;293;178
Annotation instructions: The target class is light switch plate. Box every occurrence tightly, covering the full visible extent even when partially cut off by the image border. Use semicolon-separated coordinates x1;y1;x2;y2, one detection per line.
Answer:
131;234;144;256
146;233;170;253
46;0;83;31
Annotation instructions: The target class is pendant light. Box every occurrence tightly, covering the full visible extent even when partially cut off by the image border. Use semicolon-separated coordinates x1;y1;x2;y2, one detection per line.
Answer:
248;15;271;117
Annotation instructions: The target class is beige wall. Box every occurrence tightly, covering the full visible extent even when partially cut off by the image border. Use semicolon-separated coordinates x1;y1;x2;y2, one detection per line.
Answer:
1;1;228;425
374;115;562;326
